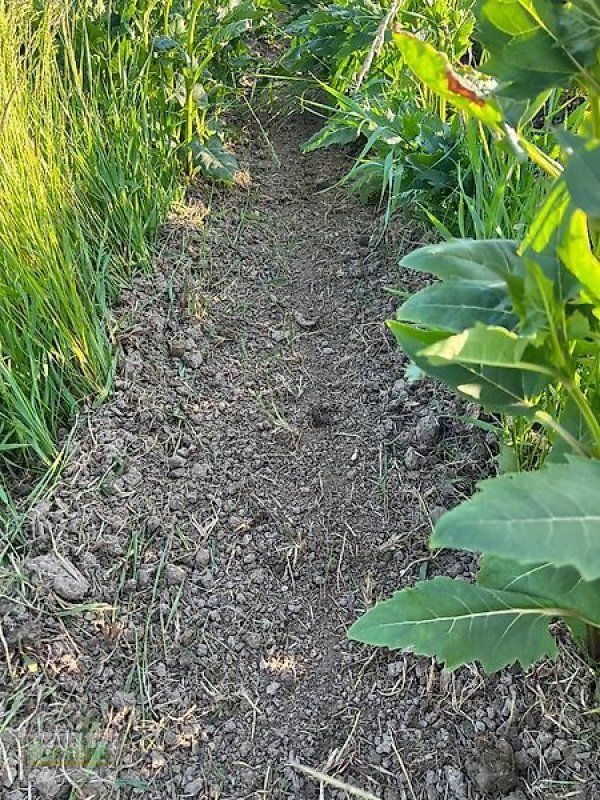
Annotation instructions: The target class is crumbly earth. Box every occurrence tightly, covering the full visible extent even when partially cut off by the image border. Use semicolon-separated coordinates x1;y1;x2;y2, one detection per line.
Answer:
1;111;598;800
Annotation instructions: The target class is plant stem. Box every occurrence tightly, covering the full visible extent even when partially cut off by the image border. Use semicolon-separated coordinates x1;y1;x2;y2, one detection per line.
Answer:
565;379;600;455
354;0;403;92
587;625;600;662
184;1;203;173
518;135;562;179
534;410;589;457
591;94;600;139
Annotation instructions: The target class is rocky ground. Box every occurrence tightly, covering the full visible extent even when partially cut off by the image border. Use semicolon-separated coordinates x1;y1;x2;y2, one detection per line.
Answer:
0;110;598;800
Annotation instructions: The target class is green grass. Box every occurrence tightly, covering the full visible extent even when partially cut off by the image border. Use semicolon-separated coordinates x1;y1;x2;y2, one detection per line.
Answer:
0;0;279;497
0;2;183;490
0;3;113;472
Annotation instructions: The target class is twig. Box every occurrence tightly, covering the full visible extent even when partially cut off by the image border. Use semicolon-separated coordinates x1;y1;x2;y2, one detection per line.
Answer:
288;761;382;800
391;735;418;800
354;0;403;93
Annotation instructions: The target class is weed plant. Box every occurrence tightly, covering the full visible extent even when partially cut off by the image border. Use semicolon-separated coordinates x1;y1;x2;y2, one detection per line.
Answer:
0;0;278;495
351;0;600;669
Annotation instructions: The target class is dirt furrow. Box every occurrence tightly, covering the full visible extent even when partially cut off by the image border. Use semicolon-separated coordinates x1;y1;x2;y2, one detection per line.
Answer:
1;112;597;800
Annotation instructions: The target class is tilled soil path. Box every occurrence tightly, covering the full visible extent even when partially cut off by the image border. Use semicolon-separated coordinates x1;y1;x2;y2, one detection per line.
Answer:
2;112;598;800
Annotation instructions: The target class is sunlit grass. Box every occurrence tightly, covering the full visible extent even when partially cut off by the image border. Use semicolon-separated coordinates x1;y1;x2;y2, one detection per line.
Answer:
0;1;180;479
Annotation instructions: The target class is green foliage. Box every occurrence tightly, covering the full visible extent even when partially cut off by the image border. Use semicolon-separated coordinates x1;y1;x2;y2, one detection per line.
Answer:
432;458;600;581
350;0;600;670
0;0;278;488
70;0;281;180
281;0;477;224
283;0;559;235
284;0;473;91
349;577;559;672
303;90;465;224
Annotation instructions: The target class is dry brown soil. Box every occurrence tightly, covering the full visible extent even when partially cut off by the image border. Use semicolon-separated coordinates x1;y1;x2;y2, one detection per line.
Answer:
1;111;598;800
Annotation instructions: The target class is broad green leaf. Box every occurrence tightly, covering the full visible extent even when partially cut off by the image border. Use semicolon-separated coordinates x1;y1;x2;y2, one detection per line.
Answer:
521;183;581;300
301;122;360;153
190;136;239;184
213;19;253;45
397;281;517;332
191;84;209;110
388;321;544;414
522;183;570;258
558;0;600;64
420;324;542;369
557;208;600;302
560;133;600;219
393;32;503;129
400;239;524;283
348;577;558;671
475;0;583;99
152;36;180;53
479;556;600;625
433;456;600;581
548;394;597;462
509;258;556;335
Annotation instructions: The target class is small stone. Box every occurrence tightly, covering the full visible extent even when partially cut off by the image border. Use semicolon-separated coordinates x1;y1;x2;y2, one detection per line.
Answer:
191;463;210;479
376;734;393;755
146;516;161;533
270;329;286;343
112;690;136;710
195;548;211;567
137;566;153;588
165;564;186;586
33;769;65;799
249;568;264;584
468;739;517;795
403;446;423;470
546;746;562;764
200;571;214;589
184;778;205;796
415;415;442;448
1;602;35;647
391;379;406;397
387;660;404;679
26;554;90;601
293;310;318;329
169;338;194;358
168;454;186;469
183;352;204;369
266;682;280;696
53;570;90;601
156;662;167;678
25;553;62;582
445;766;467;799
246;632;262;649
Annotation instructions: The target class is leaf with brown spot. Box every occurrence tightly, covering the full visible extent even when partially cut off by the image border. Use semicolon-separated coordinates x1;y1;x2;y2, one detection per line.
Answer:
446;69;486;107
394;31;503;129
